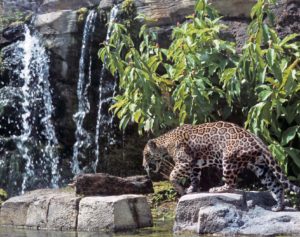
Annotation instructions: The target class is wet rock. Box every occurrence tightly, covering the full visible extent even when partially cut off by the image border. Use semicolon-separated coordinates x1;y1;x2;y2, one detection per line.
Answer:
72;173;154;196
2;24;25;43
78;195;152;231
174;192;300;236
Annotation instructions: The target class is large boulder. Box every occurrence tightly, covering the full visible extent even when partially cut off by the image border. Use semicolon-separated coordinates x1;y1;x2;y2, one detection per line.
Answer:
174;191;300;236
39;0;100;13
72;173;154;196
99;0;257;27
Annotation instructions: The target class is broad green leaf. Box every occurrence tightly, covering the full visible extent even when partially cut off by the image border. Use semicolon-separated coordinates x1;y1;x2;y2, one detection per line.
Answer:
266;48;276;66
280;33;299;47
281;126;299;146
269;143;287;165
285;148;300;169
280;58;299;90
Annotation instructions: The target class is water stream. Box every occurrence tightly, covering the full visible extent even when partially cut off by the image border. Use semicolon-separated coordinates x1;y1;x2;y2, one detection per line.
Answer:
93;5;119;172
72;10;98;175
3;25;60;193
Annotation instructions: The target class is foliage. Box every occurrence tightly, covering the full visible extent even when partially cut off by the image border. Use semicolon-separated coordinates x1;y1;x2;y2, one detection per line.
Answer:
77;7;88;23
99;0;238;134
0;9;26;31
99;0;300;180
0;188;7;205
149;181;177;220
241;0;300;177
150;181;177;206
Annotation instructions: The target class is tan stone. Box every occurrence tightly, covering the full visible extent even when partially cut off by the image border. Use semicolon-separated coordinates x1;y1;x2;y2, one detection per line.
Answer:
77;195;153;231
46;193;81;230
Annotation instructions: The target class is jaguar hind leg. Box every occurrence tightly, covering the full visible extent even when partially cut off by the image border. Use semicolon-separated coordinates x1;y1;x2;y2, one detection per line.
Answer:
209;159;237;193
248;163;285;211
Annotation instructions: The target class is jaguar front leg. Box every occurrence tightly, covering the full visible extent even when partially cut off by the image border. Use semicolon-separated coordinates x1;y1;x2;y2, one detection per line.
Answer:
186;166;201;194
170;163;191;196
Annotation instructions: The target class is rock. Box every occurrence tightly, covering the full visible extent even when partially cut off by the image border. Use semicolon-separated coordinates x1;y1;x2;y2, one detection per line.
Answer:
99;0;257;27
0;189;59;227
238;207;300;236
210;0;256;17
2;24;25;42
0;189;152;232
77;195;152;231
25;195;53;229
34;10;78;35
39;0;100;13
174;191;300;236
72;173;154;196
46;193;81;230
1;0;100;14
174;193;246;233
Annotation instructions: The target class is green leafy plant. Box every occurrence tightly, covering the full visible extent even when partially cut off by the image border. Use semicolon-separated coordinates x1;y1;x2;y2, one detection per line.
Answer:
99;0;238;134
0;9;26;31
99;0;300;181
241;0;300;178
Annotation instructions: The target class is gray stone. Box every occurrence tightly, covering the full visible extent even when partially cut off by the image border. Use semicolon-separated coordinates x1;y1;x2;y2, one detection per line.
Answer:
174;192;300;236
198;204;244;234
25;193;57;229
239;206;300;236
210;0;256;17
0;189;58;227
77;195;153;231
0;190;152;232
99;0;257;27
46;193;81;230
34;10;78;35
39;0;100;13
174;193;246;233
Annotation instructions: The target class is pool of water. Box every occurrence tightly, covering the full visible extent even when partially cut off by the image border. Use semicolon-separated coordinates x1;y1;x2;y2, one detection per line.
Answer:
0;220;198;237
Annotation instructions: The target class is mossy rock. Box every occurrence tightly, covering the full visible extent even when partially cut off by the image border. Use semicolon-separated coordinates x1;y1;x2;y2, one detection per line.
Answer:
0;188;8;205
77;7;88;23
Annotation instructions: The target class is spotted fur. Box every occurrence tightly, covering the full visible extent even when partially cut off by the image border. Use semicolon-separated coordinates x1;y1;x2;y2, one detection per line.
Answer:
143;121;300;211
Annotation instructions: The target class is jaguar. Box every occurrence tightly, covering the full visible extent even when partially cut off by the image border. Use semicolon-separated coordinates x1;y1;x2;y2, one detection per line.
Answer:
143;121;300;211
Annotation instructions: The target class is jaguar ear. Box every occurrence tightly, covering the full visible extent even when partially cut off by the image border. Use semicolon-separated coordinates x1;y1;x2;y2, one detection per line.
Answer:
148;140;157;151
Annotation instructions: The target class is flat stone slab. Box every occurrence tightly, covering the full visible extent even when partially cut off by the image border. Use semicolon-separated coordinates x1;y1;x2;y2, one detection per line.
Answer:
174;191;300;236
0;189;152;232
72;173;154;196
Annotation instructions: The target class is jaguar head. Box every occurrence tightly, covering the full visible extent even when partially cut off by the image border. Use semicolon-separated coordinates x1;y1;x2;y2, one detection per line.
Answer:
143;140;164;176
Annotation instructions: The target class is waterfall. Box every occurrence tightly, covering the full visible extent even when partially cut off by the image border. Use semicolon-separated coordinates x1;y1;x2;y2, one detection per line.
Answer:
72;10;98;175
93;5;119;172
11;25;60;192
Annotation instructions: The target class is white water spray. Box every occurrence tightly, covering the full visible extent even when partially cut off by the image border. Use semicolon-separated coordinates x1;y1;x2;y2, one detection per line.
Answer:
93;5;119;172
72;10;98;175
16;25;60;192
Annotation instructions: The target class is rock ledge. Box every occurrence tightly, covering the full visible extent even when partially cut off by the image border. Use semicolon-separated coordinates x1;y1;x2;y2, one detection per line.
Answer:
0;189;152;232
174;191;300;236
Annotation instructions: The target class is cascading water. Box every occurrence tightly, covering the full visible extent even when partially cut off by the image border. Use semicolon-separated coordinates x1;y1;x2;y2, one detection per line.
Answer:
72;10;98;175
93;5;119;172
5;25;60;193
